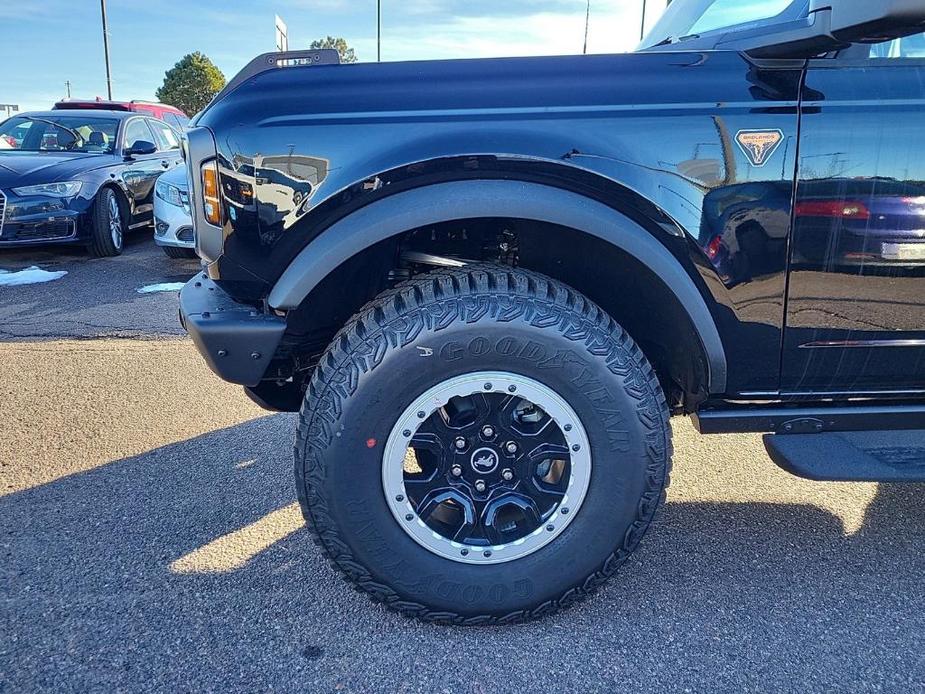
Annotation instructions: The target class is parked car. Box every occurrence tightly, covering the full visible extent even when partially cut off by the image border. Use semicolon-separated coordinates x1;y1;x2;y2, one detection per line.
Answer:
180;0;925;624
153;165;196;259
53;99;190;131
0;110;183;256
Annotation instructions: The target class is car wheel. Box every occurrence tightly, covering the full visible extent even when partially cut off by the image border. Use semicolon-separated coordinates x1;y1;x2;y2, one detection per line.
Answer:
161;245;197;259
89;188;125;257
295;265;672;624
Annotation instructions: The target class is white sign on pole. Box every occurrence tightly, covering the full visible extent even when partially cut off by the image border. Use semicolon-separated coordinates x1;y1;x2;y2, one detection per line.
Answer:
275;15;288;52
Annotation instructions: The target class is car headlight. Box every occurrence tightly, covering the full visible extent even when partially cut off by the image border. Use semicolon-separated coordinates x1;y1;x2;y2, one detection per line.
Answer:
12;181;83;198
155;179;184;208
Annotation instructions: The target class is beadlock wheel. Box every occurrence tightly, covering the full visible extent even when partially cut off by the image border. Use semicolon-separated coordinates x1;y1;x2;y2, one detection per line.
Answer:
294;265;672;623
382;371;592;564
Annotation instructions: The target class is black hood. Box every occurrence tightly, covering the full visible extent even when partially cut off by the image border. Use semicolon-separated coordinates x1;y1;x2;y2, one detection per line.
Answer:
0;151;118;189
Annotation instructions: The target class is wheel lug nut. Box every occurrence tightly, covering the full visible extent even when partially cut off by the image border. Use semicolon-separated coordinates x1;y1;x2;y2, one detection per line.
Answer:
505;441;518;454
501;468;514;481
474;479;487;493
451;465;463;477
481;425;495;438
454;437;467;450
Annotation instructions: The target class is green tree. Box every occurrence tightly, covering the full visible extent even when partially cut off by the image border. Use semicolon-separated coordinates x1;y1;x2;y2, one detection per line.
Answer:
309;36;358;63
155;52;226;116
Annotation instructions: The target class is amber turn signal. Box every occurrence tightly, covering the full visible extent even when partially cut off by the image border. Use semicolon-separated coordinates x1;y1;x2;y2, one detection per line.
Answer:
201;161;222;226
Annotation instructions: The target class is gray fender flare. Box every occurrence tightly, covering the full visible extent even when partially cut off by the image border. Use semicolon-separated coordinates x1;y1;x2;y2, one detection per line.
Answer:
268;180;727;393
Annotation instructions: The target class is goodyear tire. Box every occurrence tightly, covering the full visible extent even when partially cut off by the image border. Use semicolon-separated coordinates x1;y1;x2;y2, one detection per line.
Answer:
294;265;671;624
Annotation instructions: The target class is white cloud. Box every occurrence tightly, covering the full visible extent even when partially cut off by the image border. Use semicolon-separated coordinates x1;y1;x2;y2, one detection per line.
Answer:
346;0;669;62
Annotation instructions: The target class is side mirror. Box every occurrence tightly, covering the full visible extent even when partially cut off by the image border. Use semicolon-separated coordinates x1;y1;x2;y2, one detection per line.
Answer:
818;0;925;43
723;0;925;59
125;140;157;157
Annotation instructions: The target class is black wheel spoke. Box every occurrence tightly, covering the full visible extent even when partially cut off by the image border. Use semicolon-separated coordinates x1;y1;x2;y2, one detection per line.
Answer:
528;479;567;508
414;416;452;438
527;442;570;462
403;474;447;501
481;492;543;545
415;489;477;542
523;422;565;449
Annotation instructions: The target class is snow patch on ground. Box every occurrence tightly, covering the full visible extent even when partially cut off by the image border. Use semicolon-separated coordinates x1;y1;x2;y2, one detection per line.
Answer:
0;266;68;287
136;282;186;294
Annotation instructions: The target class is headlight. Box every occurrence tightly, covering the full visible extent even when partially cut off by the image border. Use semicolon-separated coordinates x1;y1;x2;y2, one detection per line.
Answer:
12;181;82;198
156;179;184;207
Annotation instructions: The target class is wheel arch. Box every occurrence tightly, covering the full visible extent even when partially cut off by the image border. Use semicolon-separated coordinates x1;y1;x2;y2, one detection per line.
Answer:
269;180;728;400
98;180;132;218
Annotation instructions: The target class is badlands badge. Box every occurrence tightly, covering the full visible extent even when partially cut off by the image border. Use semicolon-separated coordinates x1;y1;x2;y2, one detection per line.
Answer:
735;129;784;167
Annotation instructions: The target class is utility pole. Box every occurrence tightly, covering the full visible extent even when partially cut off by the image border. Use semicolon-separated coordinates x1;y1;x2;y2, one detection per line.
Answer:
583;0;590;55
100;0;112;99
65;80;71;99
640;0;647;41
377;0;381;62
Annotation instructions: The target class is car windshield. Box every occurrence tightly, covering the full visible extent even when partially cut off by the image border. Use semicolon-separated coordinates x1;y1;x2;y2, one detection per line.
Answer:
0;115;119;154
641;0;804;48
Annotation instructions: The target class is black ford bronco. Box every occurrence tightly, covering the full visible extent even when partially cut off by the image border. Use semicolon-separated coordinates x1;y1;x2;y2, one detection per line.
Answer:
179;0;925;623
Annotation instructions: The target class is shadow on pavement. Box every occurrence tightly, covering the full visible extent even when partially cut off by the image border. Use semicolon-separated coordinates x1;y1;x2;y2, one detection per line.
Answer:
3;415;924;691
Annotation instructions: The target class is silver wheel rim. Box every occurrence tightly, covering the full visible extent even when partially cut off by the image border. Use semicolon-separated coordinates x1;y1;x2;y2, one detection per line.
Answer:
382;371;592;565
108;196;122;249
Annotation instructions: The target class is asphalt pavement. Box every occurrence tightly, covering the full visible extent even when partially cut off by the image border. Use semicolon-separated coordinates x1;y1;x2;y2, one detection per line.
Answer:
0;233;198;340
2;237;925;693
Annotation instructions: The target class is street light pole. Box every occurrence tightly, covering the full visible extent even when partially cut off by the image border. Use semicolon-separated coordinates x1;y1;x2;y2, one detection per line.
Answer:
640;0;647;41
377;0;381;62
100;0;113;99
583;0;590;55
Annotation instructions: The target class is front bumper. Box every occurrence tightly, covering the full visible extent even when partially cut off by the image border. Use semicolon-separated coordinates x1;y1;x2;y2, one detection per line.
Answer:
153;193;194;249
0;191;87;246
179;273;286;387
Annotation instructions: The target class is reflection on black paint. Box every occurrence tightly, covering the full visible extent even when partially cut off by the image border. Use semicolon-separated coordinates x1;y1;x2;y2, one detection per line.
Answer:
783;60;925;392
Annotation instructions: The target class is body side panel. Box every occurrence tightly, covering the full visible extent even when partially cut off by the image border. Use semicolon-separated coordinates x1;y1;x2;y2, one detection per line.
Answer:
197;51;804;394
784;58;925;394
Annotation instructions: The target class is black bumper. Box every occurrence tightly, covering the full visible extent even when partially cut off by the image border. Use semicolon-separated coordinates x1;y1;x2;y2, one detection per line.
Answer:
179;274;286;387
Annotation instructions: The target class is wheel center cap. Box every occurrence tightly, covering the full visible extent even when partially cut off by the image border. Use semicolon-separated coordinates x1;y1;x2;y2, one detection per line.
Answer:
470;447;499;474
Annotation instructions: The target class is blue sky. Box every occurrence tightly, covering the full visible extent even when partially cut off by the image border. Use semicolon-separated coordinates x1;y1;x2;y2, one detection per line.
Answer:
1;0;667;113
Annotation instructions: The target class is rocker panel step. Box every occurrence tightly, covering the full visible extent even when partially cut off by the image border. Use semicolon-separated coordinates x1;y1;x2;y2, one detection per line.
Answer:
694;404;925;434
763;430;925;482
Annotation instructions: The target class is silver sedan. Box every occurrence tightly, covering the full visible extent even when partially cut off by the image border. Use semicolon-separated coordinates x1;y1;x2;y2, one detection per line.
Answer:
153;166;196;259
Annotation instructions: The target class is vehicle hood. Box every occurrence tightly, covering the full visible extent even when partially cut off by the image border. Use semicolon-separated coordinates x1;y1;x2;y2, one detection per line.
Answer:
0;152;117;189
157;163;189;189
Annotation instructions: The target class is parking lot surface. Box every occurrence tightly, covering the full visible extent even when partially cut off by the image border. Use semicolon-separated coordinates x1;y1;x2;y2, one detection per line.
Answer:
2;239;925;692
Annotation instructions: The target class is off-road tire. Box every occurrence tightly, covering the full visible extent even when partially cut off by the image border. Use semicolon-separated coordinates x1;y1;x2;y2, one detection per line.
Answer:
294;265;672;624
161;245;197;259
89;188;125;258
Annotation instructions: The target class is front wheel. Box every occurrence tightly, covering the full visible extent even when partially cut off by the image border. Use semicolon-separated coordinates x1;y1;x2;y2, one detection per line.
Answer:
89;188;125;257
295;266;672;623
